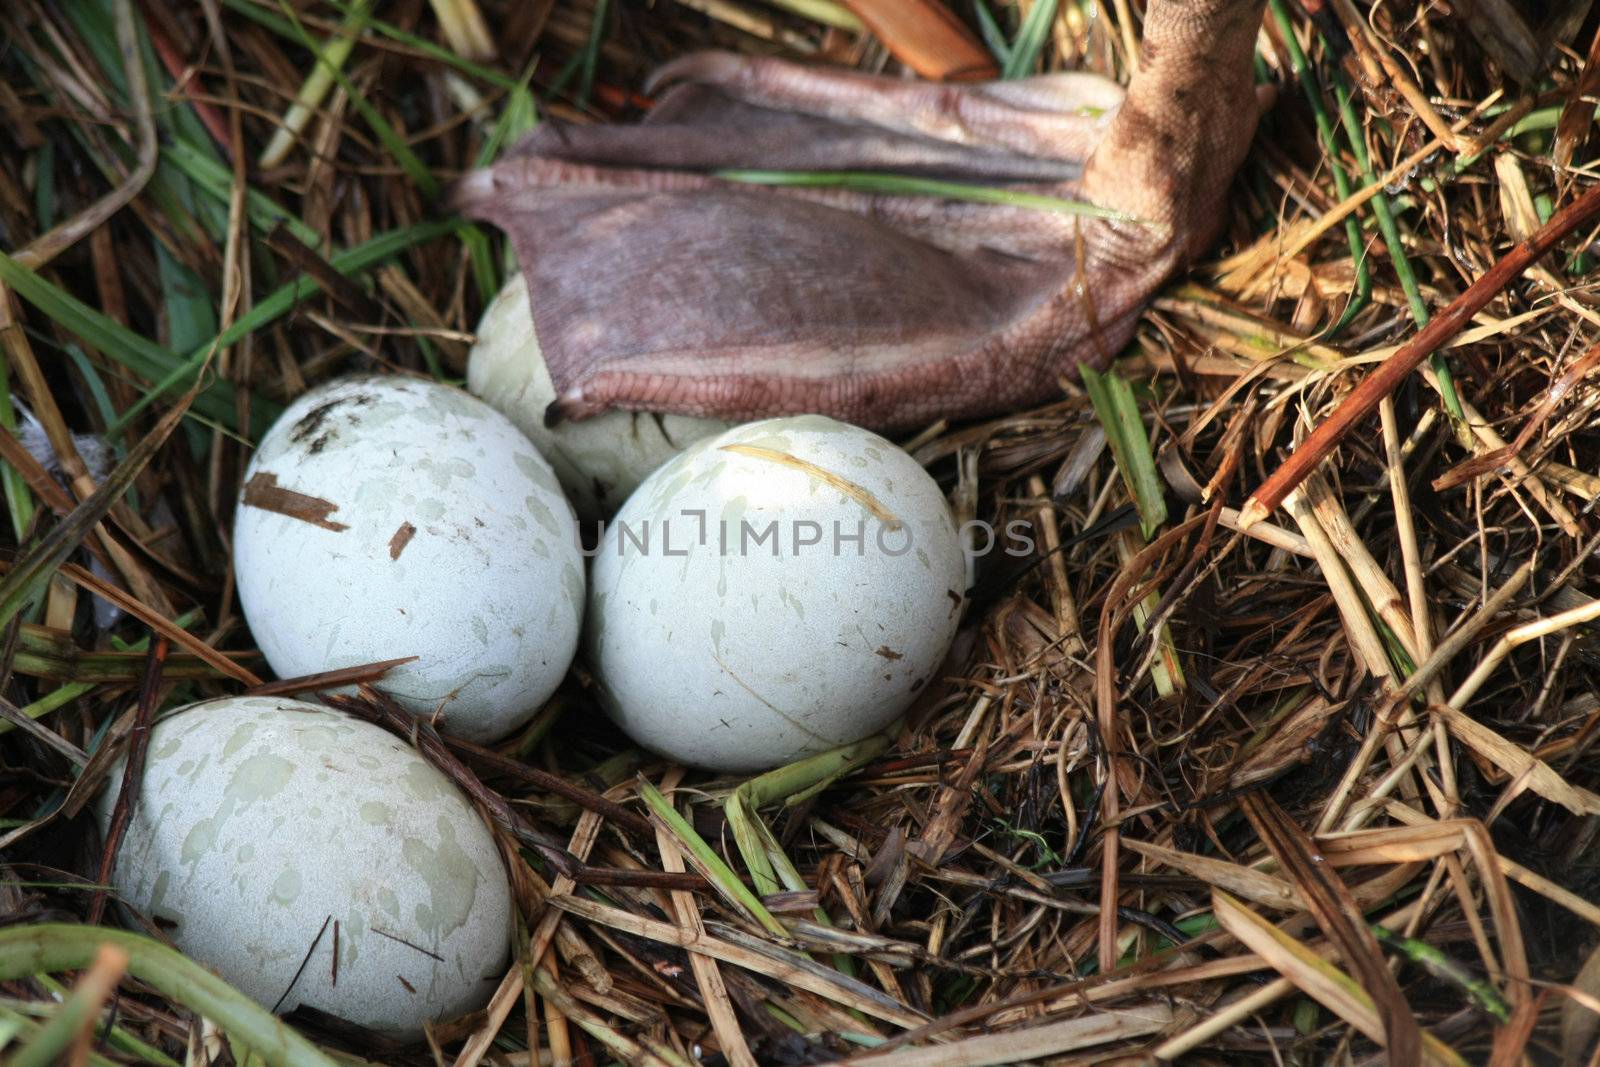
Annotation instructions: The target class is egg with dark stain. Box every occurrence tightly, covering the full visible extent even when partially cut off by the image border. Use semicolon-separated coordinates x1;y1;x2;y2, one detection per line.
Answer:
234;375;584;742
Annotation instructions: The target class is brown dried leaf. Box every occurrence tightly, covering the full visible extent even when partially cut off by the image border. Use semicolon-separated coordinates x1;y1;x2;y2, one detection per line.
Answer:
1240;793;1423;1066
1212;890;1469;1067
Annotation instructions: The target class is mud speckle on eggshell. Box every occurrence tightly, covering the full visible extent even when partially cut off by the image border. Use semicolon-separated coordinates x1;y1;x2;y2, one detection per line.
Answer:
586;415;966;772
234;375;583;742
97;696;513;1038
467;275;731;517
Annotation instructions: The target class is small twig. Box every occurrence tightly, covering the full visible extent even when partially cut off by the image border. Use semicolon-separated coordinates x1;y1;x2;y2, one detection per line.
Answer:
335;689;564;850
88;635;168;926
560;866;705;891
1240;179;1600;527
443;734;654;839
242;656;416;696
0;693;88;767
13;0;157;271
270;915;332;1014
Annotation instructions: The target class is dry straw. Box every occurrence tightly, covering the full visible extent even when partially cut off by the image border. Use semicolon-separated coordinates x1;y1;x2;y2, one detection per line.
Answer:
1;0;1599;1064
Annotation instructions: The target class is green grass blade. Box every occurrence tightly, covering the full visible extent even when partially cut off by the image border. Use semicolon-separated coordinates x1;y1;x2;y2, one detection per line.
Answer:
460;224;499;308
1266;0;1370;338
474;77;539;169
723;737;888;896
32;973;180;1067
1079;365;1166;537
0;1009;118;1067
762;0;860;30
64;346;121;438
724;737;886;981
272;0;439;196
260;0;374;169
187;217;460;365
1082;365;1181;693
0;251;250;434
0;355;37;540
637;778;788;938
0;618;206;739
105;218;457;440
1370;924;1509;1022
8;956;110;1067
228;0;518;90
718;169;1137;221
1332;75;1464;422
1003;0;1059;79
973;0;1014;67
576;0;611;108
161;141;322;247
0;925;338;1067
155;243;217;353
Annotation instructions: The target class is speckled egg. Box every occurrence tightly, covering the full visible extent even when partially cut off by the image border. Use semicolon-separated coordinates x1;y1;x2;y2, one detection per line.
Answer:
234;375;583;743
587;416;966;772
98;696;513;1037
467;275;730;518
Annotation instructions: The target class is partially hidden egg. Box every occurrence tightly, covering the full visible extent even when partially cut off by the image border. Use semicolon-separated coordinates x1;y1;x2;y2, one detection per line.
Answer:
235;375;583;743
98;696;513;1038
586;416;966;773
467;275;731;518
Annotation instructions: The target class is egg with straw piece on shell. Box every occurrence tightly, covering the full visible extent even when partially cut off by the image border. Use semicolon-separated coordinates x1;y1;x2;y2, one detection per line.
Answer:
467;274;732;519
586;415;968;773
97;696;514;1038
233;374;584;743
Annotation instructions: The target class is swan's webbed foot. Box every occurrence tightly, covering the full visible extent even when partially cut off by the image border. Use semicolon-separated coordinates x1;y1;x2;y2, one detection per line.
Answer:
453;0;1268;431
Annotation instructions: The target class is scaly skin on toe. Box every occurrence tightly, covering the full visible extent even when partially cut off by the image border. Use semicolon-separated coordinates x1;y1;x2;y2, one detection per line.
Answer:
452;0;1268;431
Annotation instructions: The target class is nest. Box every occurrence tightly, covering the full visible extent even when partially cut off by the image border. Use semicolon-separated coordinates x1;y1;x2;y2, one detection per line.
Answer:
1;0;1599;1063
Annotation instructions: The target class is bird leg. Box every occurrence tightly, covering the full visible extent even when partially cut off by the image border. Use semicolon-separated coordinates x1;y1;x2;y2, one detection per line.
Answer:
452;0;1268;431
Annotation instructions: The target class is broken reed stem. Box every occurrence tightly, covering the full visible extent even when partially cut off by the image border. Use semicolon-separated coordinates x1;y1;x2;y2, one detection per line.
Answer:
1447;597;1600;710
1153;977;1294;1060
1303;473;1420;664
258;0;375;169
1283;486;1395;684
1318;562;1532;831
1379;396;1459;813
1241;178;1600;526
453;808;606;1067
655;769;758;1067
1027;474;1084;653
10;942;130;1067
1379;400;1433;669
